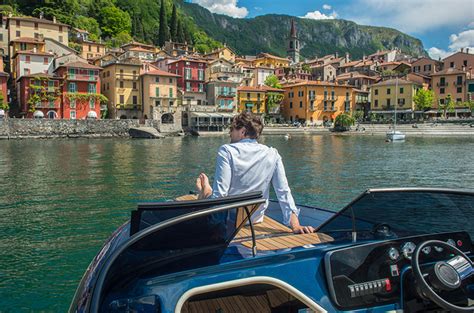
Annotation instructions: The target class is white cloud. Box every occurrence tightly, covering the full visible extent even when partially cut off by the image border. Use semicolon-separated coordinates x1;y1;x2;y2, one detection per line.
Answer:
428;28;474;60
193;0;248;18
322;4;332;10
254;6;262;11
302;10;338;20
448;29;474;50
343;0;474;34
427;47;450;60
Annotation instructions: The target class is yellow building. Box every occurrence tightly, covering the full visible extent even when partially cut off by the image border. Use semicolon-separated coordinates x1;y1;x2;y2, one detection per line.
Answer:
252;53;291;69
101;61;142;119
140;66;180;123
80;40;106;60
203;46;236;62
7;16;69;58
370;78;423;119
281;82;354;125
237;86;283;115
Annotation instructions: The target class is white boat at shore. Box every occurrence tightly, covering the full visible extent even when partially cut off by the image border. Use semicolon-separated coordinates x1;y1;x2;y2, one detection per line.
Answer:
386;130;406;141
386;77;406;141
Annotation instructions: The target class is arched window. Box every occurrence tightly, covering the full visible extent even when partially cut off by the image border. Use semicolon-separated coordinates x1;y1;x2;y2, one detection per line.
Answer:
161;113;174;124
120;115;127;119
46;111;57;119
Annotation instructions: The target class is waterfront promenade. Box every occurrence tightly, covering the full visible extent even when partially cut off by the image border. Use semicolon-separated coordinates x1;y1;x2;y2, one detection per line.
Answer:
1;118;474;139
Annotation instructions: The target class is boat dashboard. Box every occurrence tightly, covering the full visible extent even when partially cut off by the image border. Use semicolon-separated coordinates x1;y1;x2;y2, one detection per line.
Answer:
324;231;473;311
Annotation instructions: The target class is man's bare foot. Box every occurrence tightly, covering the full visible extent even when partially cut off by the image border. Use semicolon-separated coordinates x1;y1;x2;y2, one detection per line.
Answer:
197;173;212;199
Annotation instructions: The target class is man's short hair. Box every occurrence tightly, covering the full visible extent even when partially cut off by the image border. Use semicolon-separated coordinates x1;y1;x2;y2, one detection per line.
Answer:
232;112;263;139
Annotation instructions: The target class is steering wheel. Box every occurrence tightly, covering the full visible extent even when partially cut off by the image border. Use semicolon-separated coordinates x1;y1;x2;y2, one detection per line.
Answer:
412;240;473;312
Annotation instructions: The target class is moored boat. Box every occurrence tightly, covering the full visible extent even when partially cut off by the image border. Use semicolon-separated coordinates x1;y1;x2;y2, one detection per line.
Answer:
70;188;474;312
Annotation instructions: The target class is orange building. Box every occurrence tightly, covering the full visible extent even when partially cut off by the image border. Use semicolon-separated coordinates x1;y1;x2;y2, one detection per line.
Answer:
281;81;354;125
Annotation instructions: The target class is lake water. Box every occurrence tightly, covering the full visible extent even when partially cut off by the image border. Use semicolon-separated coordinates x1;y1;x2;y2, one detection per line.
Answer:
0;134;473;311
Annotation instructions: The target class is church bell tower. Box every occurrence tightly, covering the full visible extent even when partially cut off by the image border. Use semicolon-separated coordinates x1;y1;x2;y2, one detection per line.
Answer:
287;19;300;63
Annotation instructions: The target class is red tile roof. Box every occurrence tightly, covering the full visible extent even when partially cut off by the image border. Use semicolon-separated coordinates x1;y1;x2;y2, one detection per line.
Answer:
56;61;102;70
237;85;283;92
141;68;180;77
8;16;70;27
10;37;44;44
14;49;53;57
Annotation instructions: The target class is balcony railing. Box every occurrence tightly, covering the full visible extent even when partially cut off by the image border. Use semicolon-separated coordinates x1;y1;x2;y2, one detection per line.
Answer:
34;101;60;109
115;74;138;80
217;92;236;98
455;81;464;86
66;74;98;81
117;104;142;110
437;82;448;87
151;94;177;99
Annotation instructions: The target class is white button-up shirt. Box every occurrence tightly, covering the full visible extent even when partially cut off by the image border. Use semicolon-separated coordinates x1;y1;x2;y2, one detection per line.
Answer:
211;138;299;226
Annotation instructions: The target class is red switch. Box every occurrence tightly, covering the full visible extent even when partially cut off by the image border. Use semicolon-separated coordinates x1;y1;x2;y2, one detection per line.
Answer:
385;279;392;292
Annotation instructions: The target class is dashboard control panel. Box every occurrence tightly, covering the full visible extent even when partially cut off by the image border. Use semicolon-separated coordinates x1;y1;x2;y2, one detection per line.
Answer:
324;232;472;310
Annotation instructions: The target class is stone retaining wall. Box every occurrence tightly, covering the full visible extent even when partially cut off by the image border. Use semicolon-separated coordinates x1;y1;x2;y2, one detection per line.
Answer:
0;119;181;139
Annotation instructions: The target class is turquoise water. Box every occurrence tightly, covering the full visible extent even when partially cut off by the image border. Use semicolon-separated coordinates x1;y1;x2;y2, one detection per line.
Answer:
0;134;473;311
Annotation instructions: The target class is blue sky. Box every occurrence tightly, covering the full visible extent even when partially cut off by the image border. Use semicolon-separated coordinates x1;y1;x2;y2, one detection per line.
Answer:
192;0;474;59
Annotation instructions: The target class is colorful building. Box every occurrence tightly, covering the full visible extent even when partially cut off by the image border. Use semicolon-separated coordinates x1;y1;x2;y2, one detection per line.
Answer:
369;78;423;120
411;57;443;77
237;85;283;115
168;56;207;109
12;49;53;81
7;16;70;59
281;82;354;125
17;73;62;118
101;60;142;119
442;50;474;74
203;46;236;62
252;53;290;69
55;61;102;120
80;40;106;60
431;67;471;117
140;65;180;128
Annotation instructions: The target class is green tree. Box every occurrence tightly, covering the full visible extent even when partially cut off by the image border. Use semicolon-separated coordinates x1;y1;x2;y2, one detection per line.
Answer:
158;0;170;47
110;31;133;47
264;75;283;114
301;64;310;72
177;20;185;43
264;74;282;89
170;3;178;42
438;94;455;119
100;6;132;38
334;113;355;130
413;88;435;111
74;16;101;41
0;93;8;111
352;110;364;122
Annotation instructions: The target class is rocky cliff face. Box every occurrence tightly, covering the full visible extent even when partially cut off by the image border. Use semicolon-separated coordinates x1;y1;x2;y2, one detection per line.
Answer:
180;2;427;59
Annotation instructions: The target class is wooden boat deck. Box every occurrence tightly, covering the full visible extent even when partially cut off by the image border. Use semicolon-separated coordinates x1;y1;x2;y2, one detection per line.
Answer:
181;288;294;313
175;194;333;252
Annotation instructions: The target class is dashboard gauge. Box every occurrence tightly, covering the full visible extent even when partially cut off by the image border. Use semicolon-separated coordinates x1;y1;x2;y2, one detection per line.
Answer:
401;242;417;259
422;246;431;255
434;246;444;252
388;247;400;260
447;239;456;247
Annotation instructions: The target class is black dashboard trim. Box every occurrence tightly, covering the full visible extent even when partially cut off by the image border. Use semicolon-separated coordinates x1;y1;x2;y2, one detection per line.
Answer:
324;231;472;311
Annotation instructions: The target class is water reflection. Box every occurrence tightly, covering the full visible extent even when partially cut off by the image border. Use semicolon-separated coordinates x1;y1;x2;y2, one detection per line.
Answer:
0;135;473;311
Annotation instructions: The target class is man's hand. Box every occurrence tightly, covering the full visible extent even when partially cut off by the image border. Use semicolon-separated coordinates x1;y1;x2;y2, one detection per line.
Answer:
289;213;315;234
291;225;315;234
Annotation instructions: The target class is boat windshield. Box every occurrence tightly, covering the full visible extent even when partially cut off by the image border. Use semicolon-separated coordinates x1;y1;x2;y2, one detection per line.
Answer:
317;189;474;241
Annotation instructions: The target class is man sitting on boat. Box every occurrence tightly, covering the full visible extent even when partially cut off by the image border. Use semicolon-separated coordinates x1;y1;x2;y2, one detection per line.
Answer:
196;112;314;234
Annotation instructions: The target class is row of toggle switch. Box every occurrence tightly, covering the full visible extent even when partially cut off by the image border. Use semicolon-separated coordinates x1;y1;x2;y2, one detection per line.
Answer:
348;278;391;298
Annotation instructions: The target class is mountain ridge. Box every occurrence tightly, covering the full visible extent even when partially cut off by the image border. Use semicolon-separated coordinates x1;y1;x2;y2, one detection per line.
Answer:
179;1;428;59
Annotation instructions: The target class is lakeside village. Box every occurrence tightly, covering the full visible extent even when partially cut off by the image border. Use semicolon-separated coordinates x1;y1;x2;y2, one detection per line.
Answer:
0;15;473;134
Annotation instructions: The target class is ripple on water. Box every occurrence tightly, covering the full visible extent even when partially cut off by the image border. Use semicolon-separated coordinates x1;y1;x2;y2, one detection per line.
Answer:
0;135;473;311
